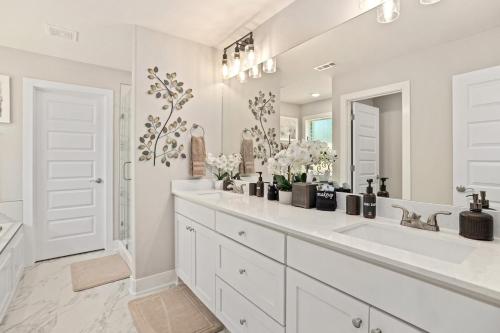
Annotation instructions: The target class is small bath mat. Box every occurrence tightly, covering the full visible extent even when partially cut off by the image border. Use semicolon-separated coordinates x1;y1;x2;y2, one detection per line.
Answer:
128;285;224;333
70;254;130;291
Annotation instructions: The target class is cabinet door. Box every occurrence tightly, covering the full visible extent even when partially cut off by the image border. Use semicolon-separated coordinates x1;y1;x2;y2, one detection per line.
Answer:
192;221;216;311
286;268;369;333
0;252;13;319
175;214;193;286
369;308;423;333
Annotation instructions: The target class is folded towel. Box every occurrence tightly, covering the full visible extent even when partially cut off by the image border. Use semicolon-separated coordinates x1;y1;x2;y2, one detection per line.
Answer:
191;136;206;177
239;138;255;175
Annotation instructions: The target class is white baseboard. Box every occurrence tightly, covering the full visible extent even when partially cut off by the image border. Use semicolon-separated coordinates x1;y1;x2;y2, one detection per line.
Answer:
129;269;177;296
114;240;134;274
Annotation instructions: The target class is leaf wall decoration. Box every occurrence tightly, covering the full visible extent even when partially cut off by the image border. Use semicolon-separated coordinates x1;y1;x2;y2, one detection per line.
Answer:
138;66;194;167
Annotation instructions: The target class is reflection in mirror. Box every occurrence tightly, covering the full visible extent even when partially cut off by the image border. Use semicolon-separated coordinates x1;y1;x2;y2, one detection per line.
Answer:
222;0;500;206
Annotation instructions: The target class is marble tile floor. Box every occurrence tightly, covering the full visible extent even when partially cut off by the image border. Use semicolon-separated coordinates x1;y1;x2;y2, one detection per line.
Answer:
0;251;138;333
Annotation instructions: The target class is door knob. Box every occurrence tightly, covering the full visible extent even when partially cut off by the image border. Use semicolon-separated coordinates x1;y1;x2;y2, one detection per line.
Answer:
456;185;472;193
371;329;382;333
90;178;103;184
352;318;363;328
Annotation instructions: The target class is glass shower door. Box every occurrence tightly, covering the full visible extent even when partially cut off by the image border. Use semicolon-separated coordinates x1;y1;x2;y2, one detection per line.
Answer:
119;84;132;251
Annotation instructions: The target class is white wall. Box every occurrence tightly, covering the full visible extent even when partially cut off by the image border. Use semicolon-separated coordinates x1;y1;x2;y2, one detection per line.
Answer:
373;94;403;199
0;45;131;236
132;26;221;280
332;27;500;204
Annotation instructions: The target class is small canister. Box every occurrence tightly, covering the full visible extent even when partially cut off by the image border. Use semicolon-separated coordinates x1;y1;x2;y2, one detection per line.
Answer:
248;183;257;196
346;195;361;215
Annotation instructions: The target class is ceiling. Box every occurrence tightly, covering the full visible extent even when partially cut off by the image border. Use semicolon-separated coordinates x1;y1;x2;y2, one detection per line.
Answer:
279;0;500;104
0;0;295;71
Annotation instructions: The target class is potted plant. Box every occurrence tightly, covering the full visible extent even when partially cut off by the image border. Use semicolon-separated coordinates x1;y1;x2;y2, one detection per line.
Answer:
275;175;293;204
206;153;242;190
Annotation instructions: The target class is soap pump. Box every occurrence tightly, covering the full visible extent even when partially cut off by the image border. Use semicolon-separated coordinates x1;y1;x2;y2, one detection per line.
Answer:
377;177;390;198
459;193;493;241
256;172;264;197
267;176;279;201
363;179;376;219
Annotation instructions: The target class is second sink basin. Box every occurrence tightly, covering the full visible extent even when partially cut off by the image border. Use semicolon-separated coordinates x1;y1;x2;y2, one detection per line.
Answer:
338;223;475;264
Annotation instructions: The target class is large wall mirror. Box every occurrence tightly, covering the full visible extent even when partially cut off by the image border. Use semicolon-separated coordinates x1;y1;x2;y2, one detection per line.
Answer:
222;0;500;207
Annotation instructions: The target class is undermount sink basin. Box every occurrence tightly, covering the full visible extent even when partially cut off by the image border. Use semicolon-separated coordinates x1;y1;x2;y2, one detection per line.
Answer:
339;223;475;264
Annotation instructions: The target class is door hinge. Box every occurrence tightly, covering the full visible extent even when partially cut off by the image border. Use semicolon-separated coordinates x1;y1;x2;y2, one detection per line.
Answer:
350;165;355;172
351;110;355;121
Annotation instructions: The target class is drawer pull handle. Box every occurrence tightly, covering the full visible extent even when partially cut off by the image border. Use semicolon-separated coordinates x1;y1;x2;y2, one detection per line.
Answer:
238;268;246;275
238;231;246;236
371;329;382;333
239;319;247;326
352;318;363;328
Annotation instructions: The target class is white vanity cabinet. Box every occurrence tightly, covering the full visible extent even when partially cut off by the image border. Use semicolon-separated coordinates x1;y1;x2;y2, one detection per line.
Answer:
0;227;25;322
175;213;217;311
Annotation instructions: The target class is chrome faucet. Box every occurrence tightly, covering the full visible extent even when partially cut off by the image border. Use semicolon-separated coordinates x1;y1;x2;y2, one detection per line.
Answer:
392;205;451;232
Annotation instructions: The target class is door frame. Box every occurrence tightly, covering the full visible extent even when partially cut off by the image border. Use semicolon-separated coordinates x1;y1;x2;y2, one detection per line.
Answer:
339;81;411;200
23;78;114;263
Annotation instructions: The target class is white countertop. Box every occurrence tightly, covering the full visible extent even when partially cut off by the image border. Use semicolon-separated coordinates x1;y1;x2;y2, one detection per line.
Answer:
173;189;500;307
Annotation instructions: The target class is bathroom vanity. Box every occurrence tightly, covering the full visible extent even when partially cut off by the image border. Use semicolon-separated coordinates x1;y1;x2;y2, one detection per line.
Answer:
173;180;500;333
0;223;24;322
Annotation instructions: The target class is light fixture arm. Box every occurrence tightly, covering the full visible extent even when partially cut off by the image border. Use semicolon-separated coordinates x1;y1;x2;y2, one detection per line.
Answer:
223;32;254;53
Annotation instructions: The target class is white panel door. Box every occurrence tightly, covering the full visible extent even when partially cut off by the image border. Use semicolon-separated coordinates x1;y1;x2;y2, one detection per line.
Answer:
35;87;107;260
286;268;369;333
353;102;380;194
453;66;500;208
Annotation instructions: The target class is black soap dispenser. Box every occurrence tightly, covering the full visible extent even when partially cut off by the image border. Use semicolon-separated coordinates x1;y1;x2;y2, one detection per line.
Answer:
363;179;376;219
267;176;279;201
256;172;264;197
459;193;494;241
377;177;390;198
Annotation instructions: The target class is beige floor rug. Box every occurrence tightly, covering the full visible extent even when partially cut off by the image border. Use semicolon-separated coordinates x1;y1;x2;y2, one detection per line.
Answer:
128;285;224;333
70;254;130;292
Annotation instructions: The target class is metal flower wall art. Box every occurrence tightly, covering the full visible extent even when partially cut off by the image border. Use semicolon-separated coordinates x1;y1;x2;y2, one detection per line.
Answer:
245;91;280;164
138;67;194;166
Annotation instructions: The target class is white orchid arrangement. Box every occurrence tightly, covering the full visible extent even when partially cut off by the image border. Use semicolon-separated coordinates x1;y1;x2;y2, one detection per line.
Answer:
268;140;337;180
206;153;242;180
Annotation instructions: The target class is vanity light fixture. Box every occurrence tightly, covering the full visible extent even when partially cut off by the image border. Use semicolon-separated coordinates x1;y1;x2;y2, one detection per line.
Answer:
419;0;441;4
263;57;277;74
377;0;400;24
221;32;256;79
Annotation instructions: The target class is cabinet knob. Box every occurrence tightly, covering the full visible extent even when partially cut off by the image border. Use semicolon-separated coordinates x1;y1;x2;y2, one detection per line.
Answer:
239;268;246;275
352;318;363;328
371;329;382;333
239;319;247;326
238;230;246;236
185;226;189;230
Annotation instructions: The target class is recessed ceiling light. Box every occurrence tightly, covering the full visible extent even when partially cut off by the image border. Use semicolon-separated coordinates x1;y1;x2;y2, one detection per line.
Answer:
311;93;321;98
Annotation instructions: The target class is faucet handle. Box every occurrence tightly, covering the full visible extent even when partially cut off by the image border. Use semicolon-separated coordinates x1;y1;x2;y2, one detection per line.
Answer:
392;205;410;219
427;211;452;231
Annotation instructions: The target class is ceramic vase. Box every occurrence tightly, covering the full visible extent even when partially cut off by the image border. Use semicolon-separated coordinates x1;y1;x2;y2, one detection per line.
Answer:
278;190;292;205
214;180;224;190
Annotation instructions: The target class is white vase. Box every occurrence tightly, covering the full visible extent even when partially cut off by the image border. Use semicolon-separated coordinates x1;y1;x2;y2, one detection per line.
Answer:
214;180;224;190
278;190;292;205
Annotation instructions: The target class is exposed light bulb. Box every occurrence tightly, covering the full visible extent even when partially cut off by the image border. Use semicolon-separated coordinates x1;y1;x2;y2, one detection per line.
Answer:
420;0;440;4
263;58;277;74
377;0;400;24
245;35;256;67
232;46;241;75
221;52;229;79
249;64;261;79
239;70;247;83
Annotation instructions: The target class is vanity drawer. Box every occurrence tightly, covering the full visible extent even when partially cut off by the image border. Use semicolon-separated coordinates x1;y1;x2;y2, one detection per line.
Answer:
216;235;285;324
216;212;285;262
175;197;215;229
370;308;423;333
215;277;285;333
